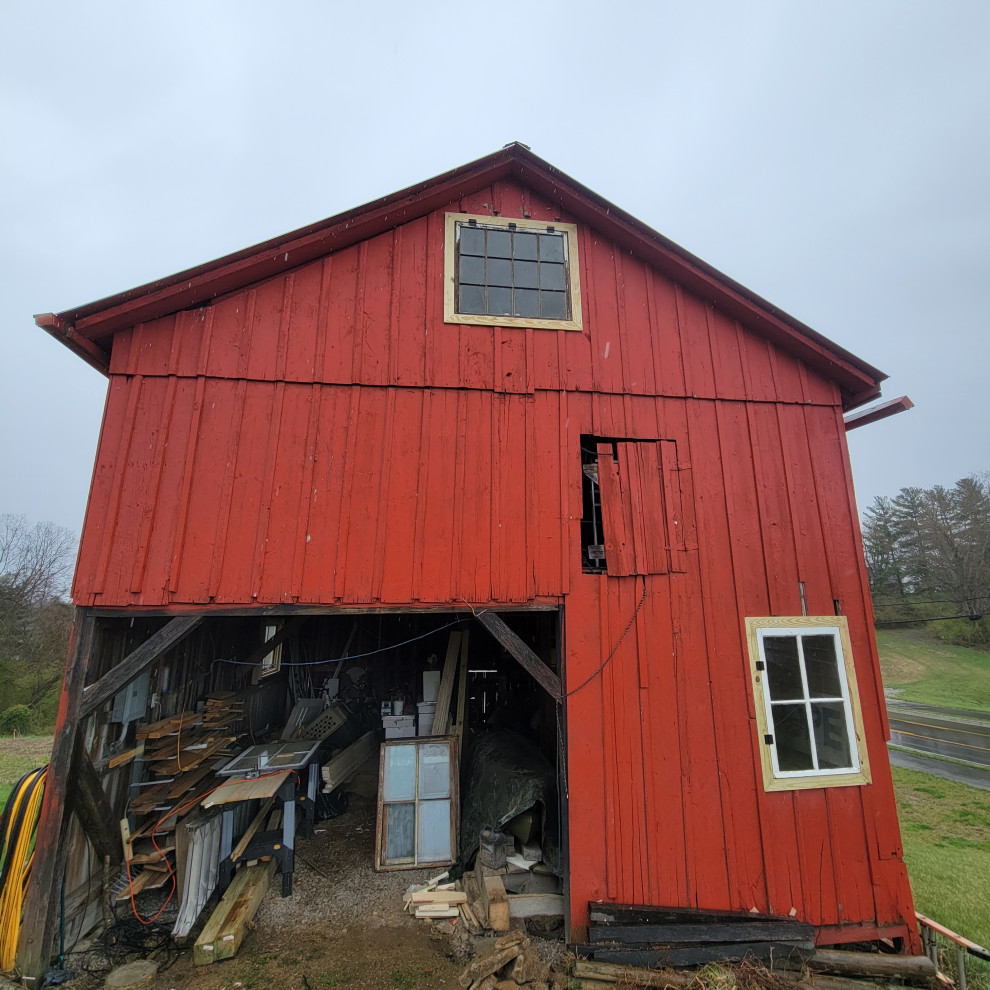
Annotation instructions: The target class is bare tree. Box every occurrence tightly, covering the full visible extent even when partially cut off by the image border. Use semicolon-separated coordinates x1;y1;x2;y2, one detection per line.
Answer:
0;515;77;716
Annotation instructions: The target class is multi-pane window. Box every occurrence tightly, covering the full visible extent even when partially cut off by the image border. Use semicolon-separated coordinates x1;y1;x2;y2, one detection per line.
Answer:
746;617;871;791
444;213;583;331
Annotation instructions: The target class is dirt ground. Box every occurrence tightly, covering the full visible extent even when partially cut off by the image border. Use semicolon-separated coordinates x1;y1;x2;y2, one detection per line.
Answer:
55;791;562;990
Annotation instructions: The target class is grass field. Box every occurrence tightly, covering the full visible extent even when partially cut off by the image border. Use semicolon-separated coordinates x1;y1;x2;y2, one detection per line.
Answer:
876;628;990;711
892;765;990;985
0;735;52;806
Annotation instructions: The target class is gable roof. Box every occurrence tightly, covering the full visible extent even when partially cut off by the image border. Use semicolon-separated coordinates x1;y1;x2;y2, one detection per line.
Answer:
36;143;885;408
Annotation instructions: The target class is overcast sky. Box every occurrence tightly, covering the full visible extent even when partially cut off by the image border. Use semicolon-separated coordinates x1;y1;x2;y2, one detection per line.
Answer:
2;1;988;539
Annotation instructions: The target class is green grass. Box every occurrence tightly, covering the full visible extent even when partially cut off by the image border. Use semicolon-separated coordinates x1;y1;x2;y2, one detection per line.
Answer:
0;735;52;805
876;627;990;711
892;766;990;984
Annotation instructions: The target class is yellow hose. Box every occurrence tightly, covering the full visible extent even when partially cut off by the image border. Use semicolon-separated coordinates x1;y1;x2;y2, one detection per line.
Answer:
0;766;47;971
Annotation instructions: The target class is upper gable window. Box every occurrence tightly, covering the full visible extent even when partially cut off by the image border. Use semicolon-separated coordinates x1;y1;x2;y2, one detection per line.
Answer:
444;213;583;331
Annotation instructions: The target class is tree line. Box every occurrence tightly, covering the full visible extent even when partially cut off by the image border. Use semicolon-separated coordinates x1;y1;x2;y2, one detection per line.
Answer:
861;474;990;643
0;514;76;731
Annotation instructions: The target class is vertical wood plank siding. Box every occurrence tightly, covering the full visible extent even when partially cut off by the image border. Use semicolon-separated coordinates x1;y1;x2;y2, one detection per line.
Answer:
76;180;914;942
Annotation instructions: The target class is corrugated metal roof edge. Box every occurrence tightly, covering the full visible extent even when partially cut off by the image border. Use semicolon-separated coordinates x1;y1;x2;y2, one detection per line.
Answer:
36;143;885;408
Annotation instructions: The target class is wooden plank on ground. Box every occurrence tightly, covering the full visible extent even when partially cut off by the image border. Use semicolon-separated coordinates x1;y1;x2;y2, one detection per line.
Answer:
577;942;814;968
588;903;795;926
431;631;461;734
194;859;277;965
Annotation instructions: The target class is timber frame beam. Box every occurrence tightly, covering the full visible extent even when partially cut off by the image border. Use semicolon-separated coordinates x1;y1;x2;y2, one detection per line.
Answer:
475;612;562;702
78;614;204;718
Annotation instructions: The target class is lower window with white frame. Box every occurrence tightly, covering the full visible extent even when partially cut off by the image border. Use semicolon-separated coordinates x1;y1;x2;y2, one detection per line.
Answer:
746;616;871;791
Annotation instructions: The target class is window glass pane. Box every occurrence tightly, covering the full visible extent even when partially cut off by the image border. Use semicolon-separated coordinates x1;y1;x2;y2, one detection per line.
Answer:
539;233;565;262
812;702;853;769
764;635;803;701
488;287;513;315
487;230;512;258
513;232;538;260
459;284;485;315
418;743;451;799
772;703;814;770
539;263;566;290
459;255;486;285
459;226;485;256
382;744;416;801
385;803;415;861
417;799;452;862
803;635;842;697
488;258;513;287
514;260;539;288
540;291;567;320
514;289;539;317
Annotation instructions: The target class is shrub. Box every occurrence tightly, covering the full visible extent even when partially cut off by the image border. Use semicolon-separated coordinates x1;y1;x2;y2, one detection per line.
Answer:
0;705;31;735
930;616;990;648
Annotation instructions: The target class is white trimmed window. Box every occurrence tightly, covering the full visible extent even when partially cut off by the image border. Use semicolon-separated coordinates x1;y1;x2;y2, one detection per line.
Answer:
746;616;871;791
444;213;583;331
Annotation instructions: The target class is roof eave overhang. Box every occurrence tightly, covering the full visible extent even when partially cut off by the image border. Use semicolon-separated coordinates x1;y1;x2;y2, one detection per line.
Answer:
41;144;885;406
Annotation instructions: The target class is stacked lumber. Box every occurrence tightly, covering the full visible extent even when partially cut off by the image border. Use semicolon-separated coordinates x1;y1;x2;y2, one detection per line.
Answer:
321;730;378;792
574;903;815;969
123;694;247;902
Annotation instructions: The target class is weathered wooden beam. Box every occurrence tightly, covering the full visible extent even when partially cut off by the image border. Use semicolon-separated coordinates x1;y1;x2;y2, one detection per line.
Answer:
588;921;815;945
69;745;123;866
475;612;562;702
194;859;276;965
807;949;937;979
79;614;204;718
17;612;95;986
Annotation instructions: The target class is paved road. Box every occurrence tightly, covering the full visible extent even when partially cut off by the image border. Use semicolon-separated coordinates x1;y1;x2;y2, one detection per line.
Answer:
887;702;990;767
886;701;990;788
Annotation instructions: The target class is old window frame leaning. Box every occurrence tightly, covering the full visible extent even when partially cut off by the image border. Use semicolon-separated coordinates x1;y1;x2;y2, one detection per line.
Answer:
444;212;583;331
745;616;871;792
375;737;459;871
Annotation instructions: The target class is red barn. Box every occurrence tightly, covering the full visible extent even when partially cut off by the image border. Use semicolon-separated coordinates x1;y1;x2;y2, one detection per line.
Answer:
19;145;918;979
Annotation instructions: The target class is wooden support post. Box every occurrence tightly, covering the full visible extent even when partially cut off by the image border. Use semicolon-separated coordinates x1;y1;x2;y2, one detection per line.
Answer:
16;611;95;986
431;632;461;735
79;614;204;718
69;746;123;866
453;630;469;745
475;612;562;702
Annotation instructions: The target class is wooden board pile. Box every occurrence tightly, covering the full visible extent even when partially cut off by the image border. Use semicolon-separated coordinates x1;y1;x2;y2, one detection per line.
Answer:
574;903;815;969
403;872;479;925
457;929;563;990
121;694;246;899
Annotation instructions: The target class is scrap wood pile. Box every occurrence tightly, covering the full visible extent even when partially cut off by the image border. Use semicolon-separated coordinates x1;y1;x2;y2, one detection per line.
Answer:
458;929;567;990
120;693;247;901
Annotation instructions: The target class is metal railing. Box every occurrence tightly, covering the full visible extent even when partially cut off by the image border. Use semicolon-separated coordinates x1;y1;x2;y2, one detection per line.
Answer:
917;912;990;990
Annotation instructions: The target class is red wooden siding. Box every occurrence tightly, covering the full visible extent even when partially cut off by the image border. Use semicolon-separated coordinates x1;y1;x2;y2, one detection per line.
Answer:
71;176;915;947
